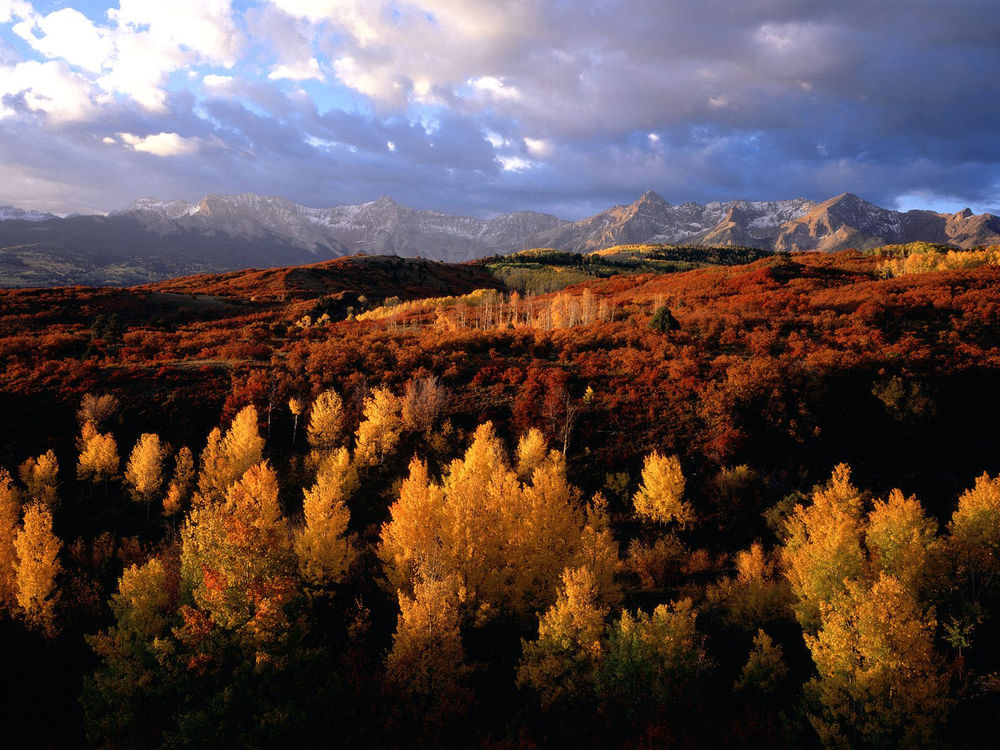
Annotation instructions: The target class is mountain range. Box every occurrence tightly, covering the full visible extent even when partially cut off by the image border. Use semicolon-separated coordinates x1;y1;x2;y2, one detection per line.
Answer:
1;191;998;287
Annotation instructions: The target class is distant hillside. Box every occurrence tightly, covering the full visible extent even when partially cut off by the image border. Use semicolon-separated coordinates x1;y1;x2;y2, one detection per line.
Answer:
1;191;997;287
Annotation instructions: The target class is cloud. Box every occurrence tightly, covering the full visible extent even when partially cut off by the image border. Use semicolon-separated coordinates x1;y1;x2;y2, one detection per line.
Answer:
0;1;998;218
119;132;203;157
14;8;113;73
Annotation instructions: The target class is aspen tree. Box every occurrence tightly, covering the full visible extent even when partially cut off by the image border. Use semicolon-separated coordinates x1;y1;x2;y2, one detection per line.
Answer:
385;574;470;712
163;446;194;517
196;406;264;502
948;472;1000;604
77;422;120;492
633;451;692;527
517;566;607;709
306;389;345;455
515;428;548;482
805;574;949;748
124;433;168;512
14;501;62;635
354;387;402;466
0;469;22;610
288;396;304;444
295;447;355;588
18;449;59;509
781;464;865;632
865;489;937;597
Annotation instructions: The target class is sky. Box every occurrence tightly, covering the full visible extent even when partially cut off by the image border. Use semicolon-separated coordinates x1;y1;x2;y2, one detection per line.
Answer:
0;0;998;219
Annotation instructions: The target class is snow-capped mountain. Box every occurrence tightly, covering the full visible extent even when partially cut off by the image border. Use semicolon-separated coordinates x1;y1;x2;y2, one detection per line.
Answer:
2;191;999;287
118;194;567;262
0;205;58;222
531;191;819;251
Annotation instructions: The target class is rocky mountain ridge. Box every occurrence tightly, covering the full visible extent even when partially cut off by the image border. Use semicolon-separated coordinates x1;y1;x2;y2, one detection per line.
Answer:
1;191;998;286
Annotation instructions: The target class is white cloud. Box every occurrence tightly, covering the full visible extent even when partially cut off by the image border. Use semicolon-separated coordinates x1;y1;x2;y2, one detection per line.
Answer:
118;131;202;157
203;74;234;88
470;75;521;102
0;0;31;24
0;59;96;122
13;8;113;73
498;155;532;172
523;137;552;157
268;56;322;81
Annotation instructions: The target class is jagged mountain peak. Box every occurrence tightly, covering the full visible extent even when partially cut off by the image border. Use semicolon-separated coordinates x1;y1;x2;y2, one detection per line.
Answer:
636;189;670;206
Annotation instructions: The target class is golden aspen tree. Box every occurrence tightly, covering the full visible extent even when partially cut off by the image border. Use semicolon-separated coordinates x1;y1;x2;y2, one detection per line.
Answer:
163;446;194;517
124;433;168;511
515;428;549;482
385;574;470;715
735;629;787;695
84;557;177;745
196;406;265;503
517;566;608;709
0;469;22;610
181;461;297;642
632;451;693;527
437;422;521;616
948;472;1000;604
516;451;586;612
354;387;403;466
805;574;950;748
781;464;866;632
14;501;62;635
306;389;345;454
18;449;59;508
294;447;355;588
573;493;622;608
77;423;120;492
381;422;595;620
866;489;937;596
288;396;304;444
379;457;448;594
707;542;794;629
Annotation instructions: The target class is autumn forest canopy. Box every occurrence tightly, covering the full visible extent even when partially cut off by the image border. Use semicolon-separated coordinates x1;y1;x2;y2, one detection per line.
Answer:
3;244;1000;747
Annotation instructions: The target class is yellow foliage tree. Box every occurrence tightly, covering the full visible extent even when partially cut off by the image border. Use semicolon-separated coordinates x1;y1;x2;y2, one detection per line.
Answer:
805;574;950;748
517;566;608;709
516;451;586;611
632;451;693;527
380;422;593;620
124;433;168;510
18;449;59;509
0;469;22;610
781;464;865;631
354;387;403;466
76;422;120;491
288;396;305;444
948;472;1000;603
294;447;355;588
181;461;297;643
196;406;265;503
306;389;345;455
515;428;549;482
385;574;470;717
163;446;194;517
866;489;938;597
379;457;448;594
14;501;62;635
573;494;622;608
